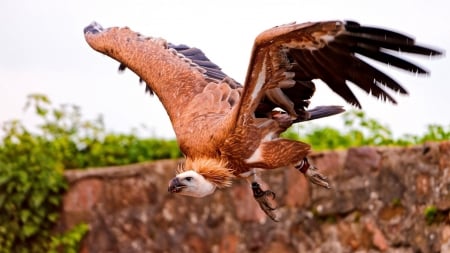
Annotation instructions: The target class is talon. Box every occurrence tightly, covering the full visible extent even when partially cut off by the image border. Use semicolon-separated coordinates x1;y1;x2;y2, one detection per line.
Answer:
296;158;331;189
251;182;279;221
305;165;331;189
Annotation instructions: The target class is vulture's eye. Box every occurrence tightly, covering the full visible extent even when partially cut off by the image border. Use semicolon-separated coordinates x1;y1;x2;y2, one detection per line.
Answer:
185;176;193;182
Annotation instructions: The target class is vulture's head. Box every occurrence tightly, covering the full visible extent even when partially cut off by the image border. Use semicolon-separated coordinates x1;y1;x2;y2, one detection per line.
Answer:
168;158;235;198
168;170;215;197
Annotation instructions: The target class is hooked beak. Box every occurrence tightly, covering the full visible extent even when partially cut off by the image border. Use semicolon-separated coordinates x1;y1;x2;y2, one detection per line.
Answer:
168;177;186;193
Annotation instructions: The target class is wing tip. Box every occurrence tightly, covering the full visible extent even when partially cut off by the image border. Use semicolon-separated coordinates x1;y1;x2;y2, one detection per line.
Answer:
84;21;104;35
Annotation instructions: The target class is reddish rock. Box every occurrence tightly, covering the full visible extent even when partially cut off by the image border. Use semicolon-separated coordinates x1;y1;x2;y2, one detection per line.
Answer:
378;205;405;223
309;150;346;178
61;178;103;228
55;142;449;253
285;169;310;207
437;194;450;211
337;221;361;250
104;177;153;210
219;234;239;253
419;142;442;166
439;141;450;170
186;234;207;253
416;173;431;196
345;146;381;175
230;183;267;222
63;178;103;213
442;226;450;243
320;225;345;253
265;241;293;253
79;239;89;253
365;219;389;251
442;226;450;252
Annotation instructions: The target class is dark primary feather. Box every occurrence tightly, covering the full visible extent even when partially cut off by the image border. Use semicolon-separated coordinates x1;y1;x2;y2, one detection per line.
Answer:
117;43;240;95
344;21;441;56
118;63;155;95
118;63;127;71
287;21;443;108
168;43;236;83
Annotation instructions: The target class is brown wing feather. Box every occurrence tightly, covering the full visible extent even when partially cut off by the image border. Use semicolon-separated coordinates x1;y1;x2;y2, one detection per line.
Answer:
84;23;240;158
233;20;442;128
285;21;441;107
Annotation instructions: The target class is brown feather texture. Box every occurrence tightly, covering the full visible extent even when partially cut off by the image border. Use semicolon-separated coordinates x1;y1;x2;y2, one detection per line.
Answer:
84;20;442;220
183;158;235;188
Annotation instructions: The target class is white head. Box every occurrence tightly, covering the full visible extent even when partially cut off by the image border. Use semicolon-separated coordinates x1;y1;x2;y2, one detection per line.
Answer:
168;170;216;198
168;158;235;198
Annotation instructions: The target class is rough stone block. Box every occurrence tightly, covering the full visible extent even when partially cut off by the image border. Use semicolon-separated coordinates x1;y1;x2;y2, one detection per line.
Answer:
56;142;449;253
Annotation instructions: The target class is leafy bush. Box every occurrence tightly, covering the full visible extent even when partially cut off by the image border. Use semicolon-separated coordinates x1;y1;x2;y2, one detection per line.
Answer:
14;94;182;169
0;116;87;251
0;118;66;252
284;110;450;150
0;94;180;252
74;133;181;168
49;223;89;253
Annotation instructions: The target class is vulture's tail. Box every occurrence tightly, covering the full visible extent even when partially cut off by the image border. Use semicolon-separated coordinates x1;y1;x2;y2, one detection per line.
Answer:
295;105;345;123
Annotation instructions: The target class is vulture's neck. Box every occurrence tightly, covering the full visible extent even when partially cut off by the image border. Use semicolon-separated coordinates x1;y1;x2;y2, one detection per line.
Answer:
183;157;236;188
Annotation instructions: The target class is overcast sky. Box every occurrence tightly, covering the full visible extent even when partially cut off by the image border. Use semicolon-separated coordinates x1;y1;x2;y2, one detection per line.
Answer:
1;0;448;139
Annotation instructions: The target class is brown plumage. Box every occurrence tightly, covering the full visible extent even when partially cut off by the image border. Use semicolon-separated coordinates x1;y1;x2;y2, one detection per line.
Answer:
84;20;442;221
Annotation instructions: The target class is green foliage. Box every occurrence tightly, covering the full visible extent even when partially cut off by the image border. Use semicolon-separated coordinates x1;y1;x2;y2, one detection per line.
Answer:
9;93;182;170
49;223;90;253
422;205;449;225
284;110;450;151
417;124;450;143
0;121;67;252
0;99;90;251
74;133;181;168
391;198;402;207
424;205;438;224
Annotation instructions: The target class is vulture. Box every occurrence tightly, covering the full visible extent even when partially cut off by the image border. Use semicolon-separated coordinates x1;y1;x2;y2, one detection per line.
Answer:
84;20;442;221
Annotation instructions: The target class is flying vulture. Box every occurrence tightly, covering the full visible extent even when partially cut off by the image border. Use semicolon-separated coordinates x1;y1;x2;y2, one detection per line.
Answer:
84;21;442;221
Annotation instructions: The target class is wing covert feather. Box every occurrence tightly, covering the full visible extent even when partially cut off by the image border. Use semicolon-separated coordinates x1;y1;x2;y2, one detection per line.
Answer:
232;20;442;128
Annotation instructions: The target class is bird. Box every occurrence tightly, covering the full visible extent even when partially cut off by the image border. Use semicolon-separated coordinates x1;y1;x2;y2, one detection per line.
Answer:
84;20;442;221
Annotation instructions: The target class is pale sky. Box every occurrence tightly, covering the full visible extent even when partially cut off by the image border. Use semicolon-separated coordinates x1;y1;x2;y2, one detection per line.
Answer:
1;0;448;139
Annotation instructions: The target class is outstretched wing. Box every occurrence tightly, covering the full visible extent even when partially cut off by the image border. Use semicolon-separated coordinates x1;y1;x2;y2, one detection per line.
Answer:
234;20;442;126
84;23;242;157
118;42;240;94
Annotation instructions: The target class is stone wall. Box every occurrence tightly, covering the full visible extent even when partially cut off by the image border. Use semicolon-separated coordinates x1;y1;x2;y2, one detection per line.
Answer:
57;141;450;253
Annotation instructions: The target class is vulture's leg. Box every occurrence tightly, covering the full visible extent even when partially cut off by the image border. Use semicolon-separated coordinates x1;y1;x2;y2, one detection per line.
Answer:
296;158;331;189
247;170;278;221
251;182;278;221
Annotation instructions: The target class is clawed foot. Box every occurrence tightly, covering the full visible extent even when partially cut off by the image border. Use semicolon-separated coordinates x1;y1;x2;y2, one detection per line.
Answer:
296;158;331;189
305;165;331;189
251;182;279;221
